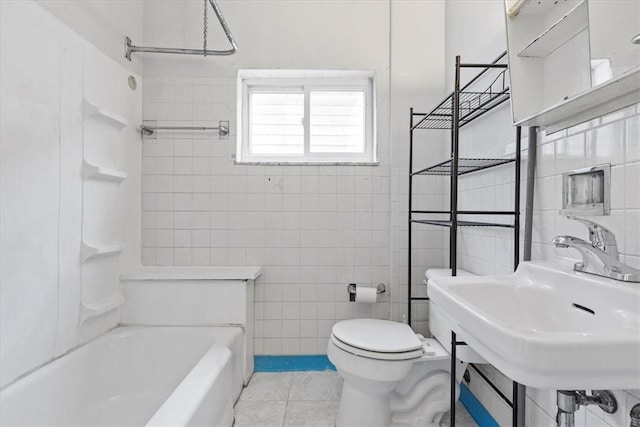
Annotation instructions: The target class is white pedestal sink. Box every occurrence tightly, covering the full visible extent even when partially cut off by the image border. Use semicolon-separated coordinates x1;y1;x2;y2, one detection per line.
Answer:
428;260;640;390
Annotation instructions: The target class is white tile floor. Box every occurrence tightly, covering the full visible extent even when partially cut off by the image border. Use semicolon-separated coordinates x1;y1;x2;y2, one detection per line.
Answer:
234;371;478;427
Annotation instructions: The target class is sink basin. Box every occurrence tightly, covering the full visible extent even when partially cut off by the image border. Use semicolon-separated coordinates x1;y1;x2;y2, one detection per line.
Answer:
428;260;640;390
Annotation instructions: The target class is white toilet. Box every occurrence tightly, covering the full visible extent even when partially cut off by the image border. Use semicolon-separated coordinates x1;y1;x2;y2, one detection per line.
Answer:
327;268;474;427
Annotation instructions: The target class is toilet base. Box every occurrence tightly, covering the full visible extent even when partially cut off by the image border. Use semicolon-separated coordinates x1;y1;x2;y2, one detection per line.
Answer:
334;367;460;427
336;381;392;427
390;370;456;427
327;320;463;427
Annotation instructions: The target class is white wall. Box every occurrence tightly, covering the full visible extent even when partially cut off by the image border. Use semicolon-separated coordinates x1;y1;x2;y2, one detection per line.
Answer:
445;1;640;425
35;0;144;75
389;0;448;332
139;0;447;353
0;0;142;387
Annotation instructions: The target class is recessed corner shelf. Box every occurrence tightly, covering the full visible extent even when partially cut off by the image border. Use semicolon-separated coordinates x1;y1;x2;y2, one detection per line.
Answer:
82;160;127;183
517;1;588;58
83;99;128;128
79;293;125;323
81;242;125;262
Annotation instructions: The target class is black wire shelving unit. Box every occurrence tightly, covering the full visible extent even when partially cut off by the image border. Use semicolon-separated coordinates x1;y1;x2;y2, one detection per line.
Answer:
407;51;523;426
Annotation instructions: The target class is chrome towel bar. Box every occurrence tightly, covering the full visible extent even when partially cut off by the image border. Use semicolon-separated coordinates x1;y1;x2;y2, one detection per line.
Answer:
139;121;229;137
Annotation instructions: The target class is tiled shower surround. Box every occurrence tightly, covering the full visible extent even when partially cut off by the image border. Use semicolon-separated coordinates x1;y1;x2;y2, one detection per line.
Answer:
141;77;407;355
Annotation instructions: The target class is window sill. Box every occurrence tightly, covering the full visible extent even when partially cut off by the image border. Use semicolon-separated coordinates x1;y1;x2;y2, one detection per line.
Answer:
234;160;380;166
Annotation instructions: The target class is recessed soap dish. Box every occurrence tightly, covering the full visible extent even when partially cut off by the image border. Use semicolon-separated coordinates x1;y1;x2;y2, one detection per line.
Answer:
560;164;610;216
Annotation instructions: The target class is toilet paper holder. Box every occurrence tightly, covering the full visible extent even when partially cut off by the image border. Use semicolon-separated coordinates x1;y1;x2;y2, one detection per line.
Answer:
348;283;386;302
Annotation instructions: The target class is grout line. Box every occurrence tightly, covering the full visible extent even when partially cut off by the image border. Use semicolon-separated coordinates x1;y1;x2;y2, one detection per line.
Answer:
282;386;290;427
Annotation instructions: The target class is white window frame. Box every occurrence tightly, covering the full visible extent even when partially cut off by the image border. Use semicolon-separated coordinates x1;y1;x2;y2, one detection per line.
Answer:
236;70;377;165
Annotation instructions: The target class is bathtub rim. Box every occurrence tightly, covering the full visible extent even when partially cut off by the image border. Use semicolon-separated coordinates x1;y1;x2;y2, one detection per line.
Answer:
0;325;242;393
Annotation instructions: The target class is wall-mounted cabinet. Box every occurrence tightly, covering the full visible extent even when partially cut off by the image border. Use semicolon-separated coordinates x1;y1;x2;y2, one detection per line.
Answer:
516;2;588;58
505;0;640;133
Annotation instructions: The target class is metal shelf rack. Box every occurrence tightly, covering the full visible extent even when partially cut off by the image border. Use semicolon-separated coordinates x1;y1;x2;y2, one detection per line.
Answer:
412;157;515;176
412;68;509;130
407;51;522;426
410;219;514;228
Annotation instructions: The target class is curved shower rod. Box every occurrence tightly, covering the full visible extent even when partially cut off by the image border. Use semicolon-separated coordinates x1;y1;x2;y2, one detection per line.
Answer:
125;0;237;60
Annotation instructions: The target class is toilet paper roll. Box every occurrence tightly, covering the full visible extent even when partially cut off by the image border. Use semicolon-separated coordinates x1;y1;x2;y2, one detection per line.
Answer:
355;287;377;303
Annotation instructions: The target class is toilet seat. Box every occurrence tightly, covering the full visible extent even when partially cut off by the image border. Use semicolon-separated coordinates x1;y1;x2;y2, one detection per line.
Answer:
330;319;424;361
331;334;424;360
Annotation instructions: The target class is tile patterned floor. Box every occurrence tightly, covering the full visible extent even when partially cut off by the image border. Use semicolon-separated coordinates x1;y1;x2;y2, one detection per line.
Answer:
234;371;478;427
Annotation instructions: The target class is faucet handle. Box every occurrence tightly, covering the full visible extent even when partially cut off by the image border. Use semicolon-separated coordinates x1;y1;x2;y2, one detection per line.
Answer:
566;215;619;258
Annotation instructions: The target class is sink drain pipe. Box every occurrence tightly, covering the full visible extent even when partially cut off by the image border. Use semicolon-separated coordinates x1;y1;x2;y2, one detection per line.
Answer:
556;390;617;427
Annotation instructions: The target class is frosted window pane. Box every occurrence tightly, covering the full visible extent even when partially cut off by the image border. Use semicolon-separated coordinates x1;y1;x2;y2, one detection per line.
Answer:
250;93;304;154
310;91;365;153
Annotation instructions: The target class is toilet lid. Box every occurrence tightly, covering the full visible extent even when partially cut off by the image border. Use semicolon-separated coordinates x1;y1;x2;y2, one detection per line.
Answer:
330;334;425;360
331;319;423;353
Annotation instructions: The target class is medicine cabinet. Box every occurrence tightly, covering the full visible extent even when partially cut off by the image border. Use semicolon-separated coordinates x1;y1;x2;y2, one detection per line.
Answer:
504;0;640;133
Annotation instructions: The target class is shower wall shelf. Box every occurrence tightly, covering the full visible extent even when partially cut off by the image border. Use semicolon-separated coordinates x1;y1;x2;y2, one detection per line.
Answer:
83;99;128;128
79;293;125;323
82;160;128;183
408;51;522;426
81;242;125;262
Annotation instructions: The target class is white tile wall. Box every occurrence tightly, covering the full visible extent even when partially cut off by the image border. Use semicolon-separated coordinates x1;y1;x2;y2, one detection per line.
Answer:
141;77;396;355
456;104;640;426
140;0;448;355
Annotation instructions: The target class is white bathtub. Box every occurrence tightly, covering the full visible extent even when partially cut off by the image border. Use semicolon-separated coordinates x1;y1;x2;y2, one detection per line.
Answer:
0;326;243;427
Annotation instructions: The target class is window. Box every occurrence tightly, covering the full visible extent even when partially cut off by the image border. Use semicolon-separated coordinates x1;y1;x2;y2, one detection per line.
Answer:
237;70;376;164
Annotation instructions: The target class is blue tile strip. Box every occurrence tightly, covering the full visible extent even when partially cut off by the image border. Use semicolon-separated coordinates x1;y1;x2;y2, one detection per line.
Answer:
254;355;336;372
459;383;500;427
255;356;496;426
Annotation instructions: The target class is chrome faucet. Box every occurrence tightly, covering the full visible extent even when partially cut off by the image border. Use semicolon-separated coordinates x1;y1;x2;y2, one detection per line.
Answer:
566;216;619;258
552;216;640;283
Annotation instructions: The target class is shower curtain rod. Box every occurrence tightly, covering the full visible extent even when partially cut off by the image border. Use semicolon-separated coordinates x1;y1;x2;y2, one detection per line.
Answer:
125;0;237;60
